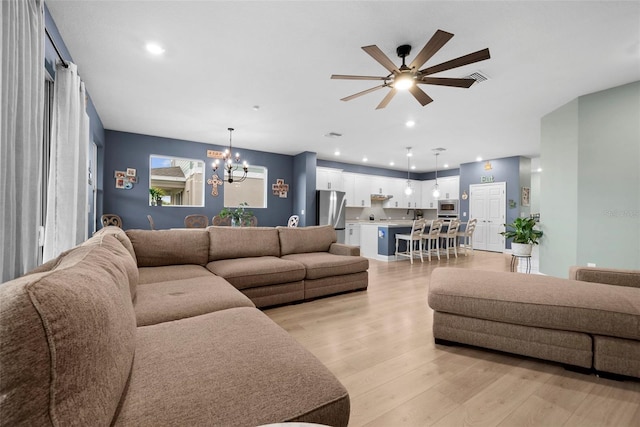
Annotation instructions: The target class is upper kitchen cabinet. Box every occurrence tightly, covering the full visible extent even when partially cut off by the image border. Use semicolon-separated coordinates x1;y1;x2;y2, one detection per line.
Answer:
382;178;405;208
437;176;460;200
401;180;422;209
352;174;372;207
316;167;343;191
421;179;437;209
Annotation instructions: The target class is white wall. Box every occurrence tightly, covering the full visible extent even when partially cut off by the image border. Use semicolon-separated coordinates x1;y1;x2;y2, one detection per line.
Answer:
540;81;640;277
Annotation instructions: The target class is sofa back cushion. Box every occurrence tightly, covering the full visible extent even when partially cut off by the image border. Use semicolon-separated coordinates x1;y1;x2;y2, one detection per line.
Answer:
0;235;137;426
208;226;281;261
126;229;209;267
278;225;337;256
93;225;138;264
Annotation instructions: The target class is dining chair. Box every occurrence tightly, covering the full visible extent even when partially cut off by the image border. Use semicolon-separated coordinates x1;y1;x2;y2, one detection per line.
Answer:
287;215;300;227
244;216;258;227
212;215;231;226
184;214;209;228
422;219;444;261
395;218;428;264
147;214;156;230
440;219;461;259
457;218;478;256
101;214;122;228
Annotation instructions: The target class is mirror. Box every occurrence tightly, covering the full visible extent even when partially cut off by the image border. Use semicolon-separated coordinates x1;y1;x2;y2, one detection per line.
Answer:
223;166;267;208
149;155;205;207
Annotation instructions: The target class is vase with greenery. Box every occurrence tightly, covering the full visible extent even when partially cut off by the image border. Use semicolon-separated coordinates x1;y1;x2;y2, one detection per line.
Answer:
149;187;165;206
500;217;543;256
219;202;253;227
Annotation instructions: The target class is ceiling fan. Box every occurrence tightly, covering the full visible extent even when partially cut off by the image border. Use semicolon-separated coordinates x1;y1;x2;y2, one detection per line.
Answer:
331;29;490;109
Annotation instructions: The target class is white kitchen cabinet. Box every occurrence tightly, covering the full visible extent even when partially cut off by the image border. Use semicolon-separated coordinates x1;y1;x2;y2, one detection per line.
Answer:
346;222;361;246
353;174;371;207
421;179;437;209
342;173;357;206
382;178;405;208
401;180;422;209
438;176;460;200
316;167;343;191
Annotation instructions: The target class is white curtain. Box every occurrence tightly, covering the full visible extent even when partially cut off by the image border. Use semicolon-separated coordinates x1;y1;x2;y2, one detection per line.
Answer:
43;62;89;262
0;0;44;282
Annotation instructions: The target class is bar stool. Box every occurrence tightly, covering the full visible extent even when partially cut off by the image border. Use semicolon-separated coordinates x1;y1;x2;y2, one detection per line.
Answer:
395;219;428;264
457;218;477;256
440;219;461;259
422;219;444;261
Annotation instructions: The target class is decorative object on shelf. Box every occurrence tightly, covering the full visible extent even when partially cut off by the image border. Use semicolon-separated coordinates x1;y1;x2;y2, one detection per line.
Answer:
114;169;136;189
218;202;254;227
272;179;289;198
207;172;223;197
432;148;446;199
500;216;543;256
521;186;530;207
461;190;468;200
404;147;413;196
212;127;248;184
149;187;165;206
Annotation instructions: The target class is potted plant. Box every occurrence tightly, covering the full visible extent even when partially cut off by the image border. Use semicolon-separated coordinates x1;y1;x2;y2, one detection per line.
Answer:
219;202;253;227
500;217;543;256
149;187;165;206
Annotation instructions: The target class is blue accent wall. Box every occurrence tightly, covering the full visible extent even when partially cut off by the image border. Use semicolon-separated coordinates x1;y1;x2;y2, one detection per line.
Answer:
317;158;459;180
293;152;316;227
459;156;525;249
104;131;295;229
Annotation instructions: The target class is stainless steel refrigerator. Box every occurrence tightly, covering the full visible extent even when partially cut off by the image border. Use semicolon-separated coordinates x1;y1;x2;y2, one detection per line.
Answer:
316;190;346;244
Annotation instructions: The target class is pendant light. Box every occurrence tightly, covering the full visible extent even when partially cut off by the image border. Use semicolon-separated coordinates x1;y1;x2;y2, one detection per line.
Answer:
432;150;442;199
404;147;413;196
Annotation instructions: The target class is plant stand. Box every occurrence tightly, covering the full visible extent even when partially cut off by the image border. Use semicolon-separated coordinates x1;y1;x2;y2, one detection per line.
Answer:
510;254;532;274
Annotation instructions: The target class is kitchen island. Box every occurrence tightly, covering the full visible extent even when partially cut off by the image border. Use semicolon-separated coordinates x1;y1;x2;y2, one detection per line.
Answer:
359;222;414;261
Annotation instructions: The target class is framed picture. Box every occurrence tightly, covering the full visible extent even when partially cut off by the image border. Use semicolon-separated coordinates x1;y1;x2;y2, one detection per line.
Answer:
128;176;137;184
114;170;126;179
126;168;137;177
521;187;530;207
115;178;125;189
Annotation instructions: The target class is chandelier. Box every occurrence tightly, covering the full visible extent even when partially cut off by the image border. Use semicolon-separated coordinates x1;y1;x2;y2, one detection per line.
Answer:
213;127;248;183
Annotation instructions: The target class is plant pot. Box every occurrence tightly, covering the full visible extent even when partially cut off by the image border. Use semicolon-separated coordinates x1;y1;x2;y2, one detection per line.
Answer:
511;242;533;256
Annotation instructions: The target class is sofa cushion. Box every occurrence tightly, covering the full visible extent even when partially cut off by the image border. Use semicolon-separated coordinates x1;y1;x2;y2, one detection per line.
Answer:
208;226;280;261
138;264;213;285
93;225;138;264
126;229;209;267
569;266;640;289
114;307;350;427
206;256;306;290
134;276;255;326
278;225;337;256
282;252;369;280
0;236;137;426
429;267;640;341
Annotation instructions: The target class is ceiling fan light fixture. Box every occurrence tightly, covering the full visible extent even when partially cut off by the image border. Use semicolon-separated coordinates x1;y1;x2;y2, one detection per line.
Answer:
394;73;414;90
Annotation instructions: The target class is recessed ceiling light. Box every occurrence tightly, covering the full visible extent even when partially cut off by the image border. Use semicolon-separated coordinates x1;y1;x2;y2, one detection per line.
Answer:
410;165;416;170
405;120;415;127
389;161;395;166
145;42;165;55
362;157;368;162
476;156;483;162
334;150;340;156
537;167;543;172
444;164;449;168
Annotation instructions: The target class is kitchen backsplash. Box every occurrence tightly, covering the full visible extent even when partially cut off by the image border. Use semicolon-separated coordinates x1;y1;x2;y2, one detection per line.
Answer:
346;201;437;221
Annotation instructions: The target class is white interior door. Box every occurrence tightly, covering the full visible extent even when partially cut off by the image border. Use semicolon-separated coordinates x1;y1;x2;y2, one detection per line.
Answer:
470;182;506;252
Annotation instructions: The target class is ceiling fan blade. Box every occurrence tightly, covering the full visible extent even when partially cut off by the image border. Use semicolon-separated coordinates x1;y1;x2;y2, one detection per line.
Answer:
418;77;476;88
419;48;491;76
408;85;434;106
340;84;387;102
408;29;454;70
362;45;400;73
375;88;397;110
331;74;387;81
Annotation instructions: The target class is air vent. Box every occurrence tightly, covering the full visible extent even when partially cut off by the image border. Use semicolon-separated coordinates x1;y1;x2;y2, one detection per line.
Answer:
324;132;342;138
464;71;489;84
432;147;447;152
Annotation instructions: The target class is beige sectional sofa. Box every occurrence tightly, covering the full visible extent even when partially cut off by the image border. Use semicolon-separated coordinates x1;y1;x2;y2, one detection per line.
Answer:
428;266;640;378
0;225;367;426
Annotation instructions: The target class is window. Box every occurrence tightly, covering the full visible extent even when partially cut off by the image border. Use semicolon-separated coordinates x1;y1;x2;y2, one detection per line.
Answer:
223;166;267;208
149;155;205;207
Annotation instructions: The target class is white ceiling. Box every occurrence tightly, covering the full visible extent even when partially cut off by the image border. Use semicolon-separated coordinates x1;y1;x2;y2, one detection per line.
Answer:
46;0;640;172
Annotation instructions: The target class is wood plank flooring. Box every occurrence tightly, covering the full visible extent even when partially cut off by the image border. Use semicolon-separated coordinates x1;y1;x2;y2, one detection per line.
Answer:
264;251;640;426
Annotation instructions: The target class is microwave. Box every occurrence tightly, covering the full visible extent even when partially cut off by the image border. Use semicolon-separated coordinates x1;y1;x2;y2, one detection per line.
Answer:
437;199;459;217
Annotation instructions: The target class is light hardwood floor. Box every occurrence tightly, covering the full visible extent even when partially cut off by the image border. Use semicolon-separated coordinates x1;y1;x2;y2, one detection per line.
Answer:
265;251;640;426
